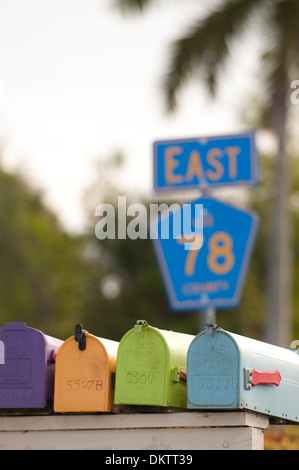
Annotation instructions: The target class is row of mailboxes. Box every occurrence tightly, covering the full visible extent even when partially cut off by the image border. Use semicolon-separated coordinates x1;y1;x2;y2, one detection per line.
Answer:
1;320;299;423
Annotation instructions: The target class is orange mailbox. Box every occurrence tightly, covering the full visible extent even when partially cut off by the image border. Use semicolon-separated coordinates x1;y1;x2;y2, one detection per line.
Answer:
54;324;119;413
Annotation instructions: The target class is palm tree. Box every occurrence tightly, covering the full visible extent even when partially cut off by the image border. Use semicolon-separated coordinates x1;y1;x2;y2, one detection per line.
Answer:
115;0;299;346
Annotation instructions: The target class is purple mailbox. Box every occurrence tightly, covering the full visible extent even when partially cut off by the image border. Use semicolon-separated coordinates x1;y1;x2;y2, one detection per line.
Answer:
0;322;63;409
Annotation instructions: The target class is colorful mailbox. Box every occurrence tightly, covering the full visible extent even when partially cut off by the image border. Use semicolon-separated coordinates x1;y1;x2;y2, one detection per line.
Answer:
0;322;63;409
114;320;195;408
187;318;299;422
54;324;119;413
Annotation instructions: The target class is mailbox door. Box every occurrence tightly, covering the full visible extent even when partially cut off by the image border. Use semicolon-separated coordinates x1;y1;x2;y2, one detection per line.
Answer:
187;330;240;409
115;326;167;406
0;323;47;408
54;334;113;412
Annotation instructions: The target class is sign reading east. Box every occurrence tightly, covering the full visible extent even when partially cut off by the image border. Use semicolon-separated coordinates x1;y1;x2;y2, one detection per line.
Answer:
153;131;259;192
152;197;259;311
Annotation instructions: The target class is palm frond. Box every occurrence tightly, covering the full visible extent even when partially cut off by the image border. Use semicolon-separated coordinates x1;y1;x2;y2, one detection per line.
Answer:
163;0;267;111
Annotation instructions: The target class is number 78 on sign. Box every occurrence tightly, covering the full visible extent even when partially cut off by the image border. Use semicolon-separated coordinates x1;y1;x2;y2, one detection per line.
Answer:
152;197;259;311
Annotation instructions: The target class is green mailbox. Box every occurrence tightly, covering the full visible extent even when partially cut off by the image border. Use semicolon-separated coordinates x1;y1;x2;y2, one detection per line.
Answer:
114;320;195;408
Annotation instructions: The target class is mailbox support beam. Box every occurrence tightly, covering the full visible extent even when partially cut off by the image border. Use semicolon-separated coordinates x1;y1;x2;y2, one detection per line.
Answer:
0;411;269;450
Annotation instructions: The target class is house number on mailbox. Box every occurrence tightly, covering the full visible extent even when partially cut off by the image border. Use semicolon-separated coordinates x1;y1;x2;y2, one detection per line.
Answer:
195;376;233;390
126;372;154;385
65;379;103;391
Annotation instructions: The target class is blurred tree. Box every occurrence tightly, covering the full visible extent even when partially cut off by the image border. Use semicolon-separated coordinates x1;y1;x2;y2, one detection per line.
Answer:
114;0;299;346
0;165;93;339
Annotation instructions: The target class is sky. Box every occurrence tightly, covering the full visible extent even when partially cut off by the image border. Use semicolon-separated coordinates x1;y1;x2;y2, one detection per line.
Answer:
0;0;263;233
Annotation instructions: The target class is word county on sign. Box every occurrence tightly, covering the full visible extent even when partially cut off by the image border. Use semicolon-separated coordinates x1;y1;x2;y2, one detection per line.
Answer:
153;131;259;192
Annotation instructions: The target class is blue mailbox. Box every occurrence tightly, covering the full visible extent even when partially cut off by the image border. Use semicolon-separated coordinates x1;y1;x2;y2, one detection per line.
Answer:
187;318;299;423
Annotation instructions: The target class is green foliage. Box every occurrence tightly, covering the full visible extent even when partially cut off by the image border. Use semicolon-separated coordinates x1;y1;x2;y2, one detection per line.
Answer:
265;426;299;450
0;166;87;339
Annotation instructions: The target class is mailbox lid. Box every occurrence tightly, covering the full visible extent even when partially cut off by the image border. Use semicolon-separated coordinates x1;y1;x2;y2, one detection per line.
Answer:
54;332;118;412
0;322;62;408
187;328;240;409
114;320;194;407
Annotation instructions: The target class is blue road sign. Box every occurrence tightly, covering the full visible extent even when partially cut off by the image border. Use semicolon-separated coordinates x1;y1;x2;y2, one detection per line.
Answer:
152;197;259;311
153;130;259;192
